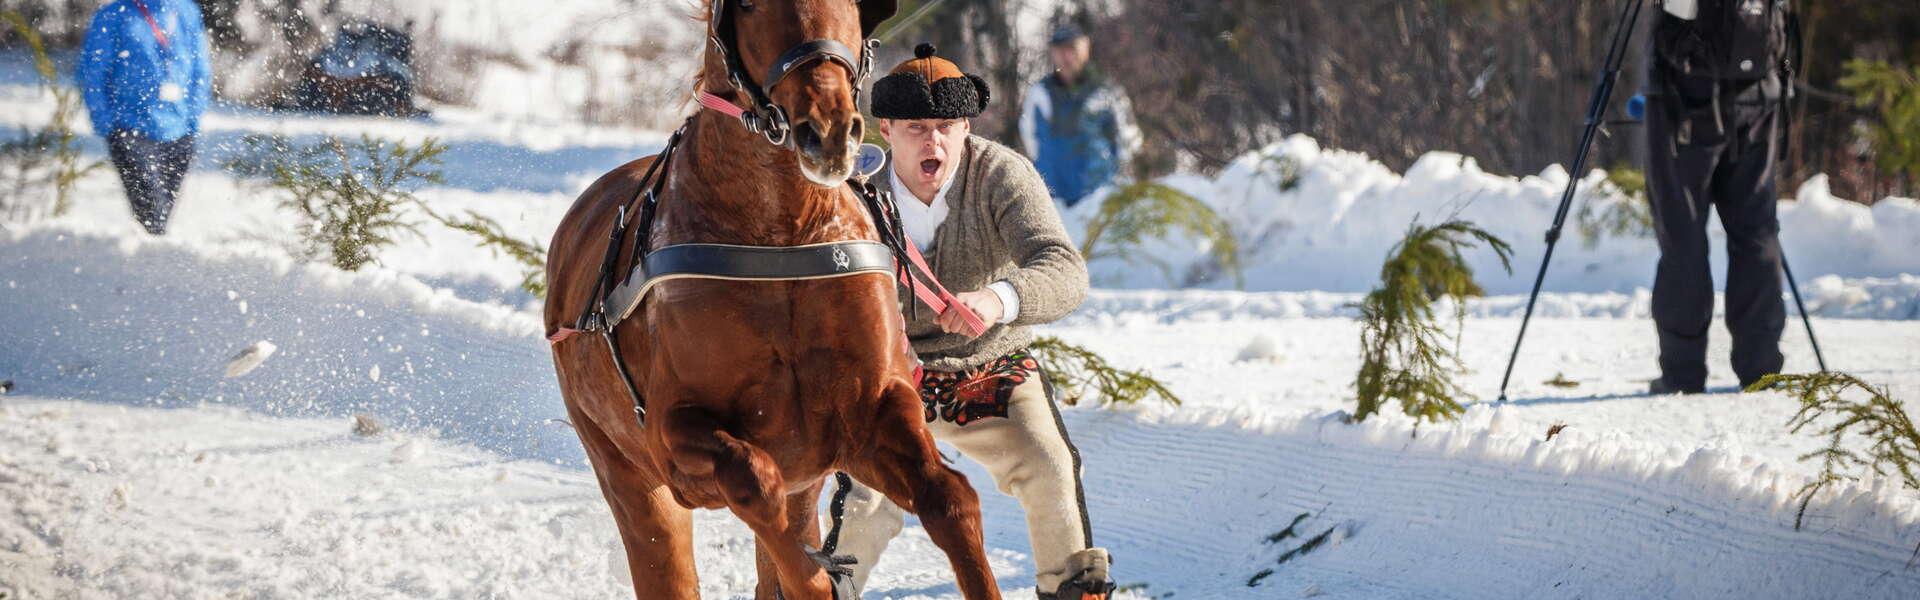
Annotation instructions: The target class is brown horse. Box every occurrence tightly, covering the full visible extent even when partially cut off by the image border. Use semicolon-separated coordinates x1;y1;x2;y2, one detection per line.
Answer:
543;2;1001;599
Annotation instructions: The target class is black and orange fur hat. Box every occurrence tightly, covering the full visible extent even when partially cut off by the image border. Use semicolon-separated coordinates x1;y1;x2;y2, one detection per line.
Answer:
871;43;990;120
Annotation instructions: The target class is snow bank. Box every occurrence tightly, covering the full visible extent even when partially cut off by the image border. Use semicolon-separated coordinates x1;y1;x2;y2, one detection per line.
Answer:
1072;135;1920;294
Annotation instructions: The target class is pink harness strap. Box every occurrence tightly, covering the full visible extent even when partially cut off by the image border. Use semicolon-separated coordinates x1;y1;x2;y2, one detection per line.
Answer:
897;236;987;338
697;91;747;120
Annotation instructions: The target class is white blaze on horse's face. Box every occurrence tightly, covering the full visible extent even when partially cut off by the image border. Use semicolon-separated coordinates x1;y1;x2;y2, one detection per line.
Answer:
879;118;969;204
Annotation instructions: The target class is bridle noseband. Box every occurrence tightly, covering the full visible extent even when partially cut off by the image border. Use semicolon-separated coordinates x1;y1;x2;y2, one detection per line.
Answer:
707;0;883;147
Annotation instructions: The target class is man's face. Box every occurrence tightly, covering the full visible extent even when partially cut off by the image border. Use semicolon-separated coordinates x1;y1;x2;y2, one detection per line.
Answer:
879;118;970;193
1049;38;1091;80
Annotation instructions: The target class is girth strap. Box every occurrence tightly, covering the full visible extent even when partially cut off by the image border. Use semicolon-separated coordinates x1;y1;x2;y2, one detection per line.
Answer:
604;241;899;325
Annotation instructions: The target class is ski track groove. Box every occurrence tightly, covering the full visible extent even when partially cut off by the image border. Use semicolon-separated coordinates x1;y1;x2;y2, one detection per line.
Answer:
1060;412;1920;598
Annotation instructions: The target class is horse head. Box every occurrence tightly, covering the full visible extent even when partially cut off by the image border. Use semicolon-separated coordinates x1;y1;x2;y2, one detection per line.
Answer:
710;0;897;186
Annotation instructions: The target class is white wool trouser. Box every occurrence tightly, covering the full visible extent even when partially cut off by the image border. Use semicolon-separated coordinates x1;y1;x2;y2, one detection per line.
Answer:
829;374;1105;594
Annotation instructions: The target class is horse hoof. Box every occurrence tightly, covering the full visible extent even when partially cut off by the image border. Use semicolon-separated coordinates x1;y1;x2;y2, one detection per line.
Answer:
805;546;859;599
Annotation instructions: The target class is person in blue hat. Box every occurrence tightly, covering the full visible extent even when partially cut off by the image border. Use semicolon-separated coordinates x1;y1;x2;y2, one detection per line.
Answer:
1019;24;1141;208
75;0;212;235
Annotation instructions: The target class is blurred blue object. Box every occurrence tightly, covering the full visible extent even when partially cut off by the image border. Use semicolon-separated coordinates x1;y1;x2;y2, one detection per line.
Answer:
1625;93;1647;121
855;143;887;180
75;0;213;142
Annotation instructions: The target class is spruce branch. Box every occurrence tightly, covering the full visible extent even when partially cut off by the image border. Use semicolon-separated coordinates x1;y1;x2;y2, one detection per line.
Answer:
417;206;549;297
1750;373;1920;532
1576;166;1652;248
1080;181;1242;288
1030;336;1180;408
229;134;549;295
1;11;105;221
1839;60;1920;181
1352;218;1512;423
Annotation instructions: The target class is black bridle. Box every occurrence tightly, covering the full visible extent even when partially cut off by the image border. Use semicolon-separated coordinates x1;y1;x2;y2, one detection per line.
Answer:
708;0;889;146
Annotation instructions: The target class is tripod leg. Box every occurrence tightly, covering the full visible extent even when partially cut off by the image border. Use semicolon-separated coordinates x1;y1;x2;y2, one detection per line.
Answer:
1496;0;1647;401
1780;254;1827;373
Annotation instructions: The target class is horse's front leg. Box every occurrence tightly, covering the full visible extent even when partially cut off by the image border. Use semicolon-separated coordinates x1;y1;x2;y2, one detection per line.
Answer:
754;479;829;599
564;400;700;600
846;381;1003;600
662;405;838;600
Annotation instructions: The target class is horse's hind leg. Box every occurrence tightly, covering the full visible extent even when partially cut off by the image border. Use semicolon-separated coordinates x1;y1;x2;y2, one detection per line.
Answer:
847;383;1003;600
567;402;699;600
662;407;836;600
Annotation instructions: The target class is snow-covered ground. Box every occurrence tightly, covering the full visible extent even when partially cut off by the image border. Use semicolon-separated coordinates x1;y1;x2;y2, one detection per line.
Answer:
6;44;1920;599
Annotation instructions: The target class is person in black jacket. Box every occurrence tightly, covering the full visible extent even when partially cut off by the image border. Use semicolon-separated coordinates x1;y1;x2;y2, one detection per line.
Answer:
1644;0;1792;394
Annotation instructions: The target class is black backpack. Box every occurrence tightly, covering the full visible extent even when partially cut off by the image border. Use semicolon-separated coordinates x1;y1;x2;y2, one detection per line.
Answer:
1654;0;1790;80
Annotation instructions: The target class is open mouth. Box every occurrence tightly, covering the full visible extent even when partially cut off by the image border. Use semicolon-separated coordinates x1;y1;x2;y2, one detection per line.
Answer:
919;158;941;179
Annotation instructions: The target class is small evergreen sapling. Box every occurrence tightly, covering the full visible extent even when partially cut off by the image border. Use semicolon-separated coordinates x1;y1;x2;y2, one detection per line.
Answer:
1029;336;1180;408
1352;219;1512;423
254;135;446;271
1;11;104;221
1080;181;1242;288
230;135;549;295
1576;166;1652;247
1840;59;1920;187
1749;372;1920;531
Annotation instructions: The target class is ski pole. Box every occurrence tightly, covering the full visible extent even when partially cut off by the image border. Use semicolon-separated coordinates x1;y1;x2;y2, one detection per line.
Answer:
1497;0;1645;402
1776;1;1825;373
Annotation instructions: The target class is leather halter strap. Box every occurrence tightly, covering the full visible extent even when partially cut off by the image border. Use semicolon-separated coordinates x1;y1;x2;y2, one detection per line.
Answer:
764;39;862;92
706;0;879;147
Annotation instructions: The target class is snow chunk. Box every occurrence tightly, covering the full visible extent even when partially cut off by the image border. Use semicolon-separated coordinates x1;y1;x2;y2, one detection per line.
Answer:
1236;333;1285;363
352;414;385;437
223;341;278;378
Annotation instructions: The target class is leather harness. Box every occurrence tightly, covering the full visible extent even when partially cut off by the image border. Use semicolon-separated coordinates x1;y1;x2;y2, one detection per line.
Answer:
550;0;983;428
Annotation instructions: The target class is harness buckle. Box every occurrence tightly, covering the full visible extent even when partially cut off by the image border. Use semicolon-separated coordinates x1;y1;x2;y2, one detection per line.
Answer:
859;39;879;82
759;104;791;146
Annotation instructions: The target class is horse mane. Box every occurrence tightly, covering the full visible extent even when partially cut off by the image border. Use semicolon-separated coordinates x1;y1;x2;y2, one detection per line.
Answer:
689;0;726;97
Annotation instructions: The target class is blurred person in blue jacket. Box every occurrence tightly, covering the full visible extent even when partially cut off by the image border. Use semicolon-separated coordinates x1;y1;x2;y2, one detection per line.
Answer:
76;0;211;235
1018;24;1141;208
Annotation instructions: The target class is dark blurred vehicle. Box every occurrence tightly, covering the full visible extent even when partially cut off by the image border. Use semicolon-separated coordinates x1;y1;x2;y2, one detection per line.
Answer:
278;20;421;117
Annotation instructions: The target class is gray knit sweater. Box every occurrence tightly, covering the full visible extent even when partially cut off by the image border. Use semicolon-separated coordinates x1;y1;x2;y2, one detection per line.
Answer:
884;135;1089;371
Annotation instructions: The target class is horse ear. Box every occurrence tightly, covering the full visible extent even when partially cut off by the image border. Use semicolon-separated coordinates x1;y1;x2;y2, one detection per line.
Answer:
967;74;991;112
859;0;898;37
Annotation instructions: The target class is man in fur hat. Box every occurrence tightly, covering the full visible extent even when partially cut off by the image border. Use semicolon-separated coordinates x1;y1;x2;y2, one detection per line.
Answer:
832;43;1112;600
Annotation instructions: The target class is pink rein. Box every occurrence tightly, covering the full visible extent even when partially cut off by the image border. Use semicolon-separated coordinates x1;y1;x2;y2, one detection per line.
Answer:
697;91;748;120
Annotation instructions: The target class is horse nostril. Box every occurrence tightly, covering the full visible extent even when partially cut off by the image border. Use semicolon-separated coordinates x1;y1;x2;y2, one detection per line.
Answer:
849;117;865;143
794;121;824;153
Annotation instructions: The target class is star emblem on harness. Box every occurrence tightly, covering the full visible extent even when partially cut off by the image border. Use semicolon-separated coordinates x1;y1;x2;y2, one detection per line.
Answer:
832;247;851;271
